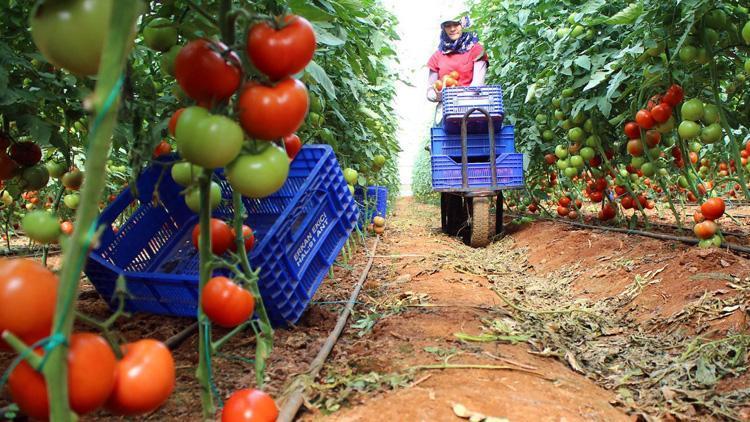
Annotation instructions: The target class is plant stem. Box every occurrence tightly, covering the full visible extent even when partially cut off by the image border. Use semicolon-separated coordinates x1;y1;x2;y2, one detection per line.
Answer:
197;169;215;420
43;3;142;421
42;184;66;266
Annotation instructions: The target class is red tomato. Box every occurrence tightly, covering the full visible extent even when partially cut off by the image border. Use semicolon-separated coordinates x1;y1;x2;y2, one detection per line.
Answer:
174;39;242;105
106;339;175;416
230;225;256;252
201;276;255;328
557;205;569;217
153;140;172;158
693;220;718;240
693;211;705;223
61;221;74;235
222;388;278;422
621;196;633;209
662;84;684;107
0;259;58;351
701;197;725;221
645;130;661;147
247;15;316;81
651;102;672;123
238;78;309;141
624;121;640;139
168;108;185;136
626;139;644;156
8;333;117;418
283;133;303;161
9;142;42;166
590;191;603;203
635;109;655;129
0;152;19;180
558;196;571;207
600;203;616;220
544;153;556;165
192;218;235;255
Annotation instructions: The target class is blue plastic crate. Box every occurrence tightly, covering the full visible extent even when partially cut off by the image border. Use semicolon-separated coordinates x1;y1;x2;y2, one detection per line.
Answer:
442;85;504;134
431;153;524;191
85;145;358;326
353;186;388;228
431;125;515;158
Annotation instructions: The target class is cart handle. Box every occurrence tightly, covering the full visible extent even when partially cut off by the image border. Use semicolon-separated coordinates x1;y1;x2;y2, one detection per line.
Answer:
460;107;497;190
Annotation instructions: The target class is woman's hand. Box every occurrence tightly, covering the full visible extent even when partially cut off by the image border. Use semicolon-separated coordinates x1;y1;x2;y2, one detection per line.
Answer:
427;86;442;102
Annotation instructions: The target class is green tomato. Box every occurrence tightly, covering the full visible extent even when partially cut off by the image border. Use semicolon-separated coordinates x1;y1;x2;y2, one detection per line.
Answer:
704;9;727;30
535;114;547;124
143;17;177;52
45;161;66;179
568;127;585;143
585;135;600;148
744;21;750;44
647;147;661;159
689;140;703;153
176;108;243;169
373;155;386;167
658;168;668;177
641;162;655;177
679;45;697;63
552;98;561;108
569;155;584;169
160;44;181;76
64;193;80;210
22;165;50;191
584;29;595;40
556;27;571;39
563;167;578;178
703;104;721;124
22;211;61;244
542;130;554;141
320;128;335;144
580;146;595;161
678;175;689;188
630;156;645;169
30;0;116;76
556;159;569;170
171;162;203;187
561;88;575;98
583;119;593;133
656;116;675;134
745;58;750;74
310;95;325;113
567;13;577;25
184;181;221;213
0;191;12;207
554;110;565;121
699;165;709;174
554;145;568;159
701;123;722;143
308;112;325;127
348;184;355;195
681;99;704;121
703;28;720;46
226;146;290;199
695;47;711;64
561;119;573;131
343;168;359;185
570;25;584;38
646;41;664;57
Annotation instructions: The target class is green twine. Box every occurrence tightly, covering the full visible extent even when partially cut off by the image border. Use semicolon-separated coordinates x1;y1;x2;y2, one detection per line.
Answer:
88;75;125;152
0;335;68;393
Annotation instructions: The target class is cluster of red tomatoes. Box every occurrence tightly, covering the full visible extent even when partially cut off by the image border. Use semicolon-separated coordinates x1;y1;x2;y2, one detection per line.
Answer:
433;70;460;92
168;15;315;203
693;197;726;247
0;134;48;195
0;259;175;418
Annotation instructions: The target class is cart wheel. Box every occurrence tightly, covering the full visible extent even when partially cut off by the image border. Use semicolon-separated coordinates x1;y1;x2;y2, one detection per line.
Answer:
463;197;491;248
495;191;504;235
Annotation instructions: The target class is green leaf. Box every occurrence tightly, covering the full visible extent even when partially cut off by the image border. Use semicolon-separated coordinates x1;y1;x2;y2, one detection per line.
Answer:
583;70;612;91
574;56;591;70
305;61;337;99
605;2;643;25
597;97;612;118
315;26;346;46
288;0;334;21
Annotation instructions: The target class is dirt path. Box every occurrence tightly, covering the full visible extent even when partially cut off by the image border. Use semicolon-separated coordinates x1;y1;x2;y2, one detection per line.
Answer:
300;198;631;421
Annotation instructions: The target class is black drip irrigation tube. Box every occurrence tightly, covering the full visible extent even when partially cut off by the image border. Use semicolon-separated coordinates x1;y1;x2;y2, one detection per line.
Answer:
506;212;750;256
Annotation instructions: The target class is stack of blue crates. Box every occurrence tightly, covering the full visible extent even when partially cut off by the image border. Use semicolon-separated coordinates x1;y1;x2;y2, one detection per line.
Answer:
431;85;524;191
85;145;358;327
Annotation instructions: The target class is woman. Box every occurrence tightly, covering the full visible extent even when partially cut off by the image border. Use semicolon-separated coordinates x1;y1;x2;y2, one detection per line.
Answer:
426;15;489;102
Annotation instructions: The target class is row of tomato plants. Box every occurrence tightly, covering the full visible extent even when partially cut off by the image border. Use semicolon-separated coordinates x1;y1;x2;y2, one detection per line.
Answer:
468;0;750;243
1;0;398;420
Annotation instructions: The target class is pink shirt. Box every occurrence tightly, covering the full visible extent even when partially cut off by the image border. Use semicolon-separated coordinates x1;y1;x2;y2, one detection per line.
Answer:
427;44;488;86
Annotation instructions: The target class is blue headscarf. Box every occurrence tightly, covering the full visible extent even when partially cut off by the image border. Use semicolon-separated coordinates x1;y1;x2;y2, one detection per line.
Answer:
438;16;479;55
